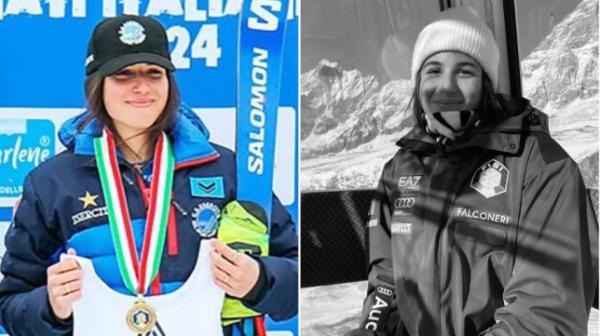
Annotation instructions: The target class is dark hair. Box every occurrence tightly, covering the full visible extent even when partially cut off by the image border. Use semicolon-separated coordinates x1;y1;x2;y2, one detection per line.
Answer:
411;70;504;129
80;70;180;159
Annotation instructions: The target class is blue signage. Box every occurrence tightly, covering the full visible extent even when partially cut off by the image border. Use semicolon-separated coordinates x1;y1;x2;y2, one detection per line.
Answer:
0;1;298;110
0;207;11;222
0;119;55;197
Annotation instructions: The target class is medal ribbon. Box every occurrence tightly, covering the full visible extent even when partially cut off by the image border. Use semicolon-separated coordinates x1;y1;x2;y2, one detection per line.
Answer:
236;0;290;225
94;128;174;295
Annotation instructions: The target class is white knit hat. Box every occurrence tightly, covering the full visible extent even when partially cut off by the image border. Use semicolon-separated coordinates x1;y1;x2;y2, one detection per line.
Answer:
411;6;500;90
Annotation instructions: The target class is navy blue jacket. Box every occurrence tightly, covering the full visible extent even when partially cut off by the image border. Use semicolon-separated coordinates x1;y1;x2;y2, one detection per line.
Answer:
0;108;298;335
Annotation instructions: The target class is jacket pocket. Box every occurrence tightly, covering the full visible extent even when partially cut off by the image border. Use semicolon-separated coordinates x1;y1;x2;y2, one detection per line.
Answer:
454;222;507;247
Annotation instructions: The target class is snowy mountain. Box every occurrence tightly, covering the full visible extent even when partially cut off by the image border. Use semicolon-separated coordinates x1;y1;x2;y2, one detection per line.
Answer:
301;60;414;158
521;0;598;114
301;0;599;191
522;0;598;188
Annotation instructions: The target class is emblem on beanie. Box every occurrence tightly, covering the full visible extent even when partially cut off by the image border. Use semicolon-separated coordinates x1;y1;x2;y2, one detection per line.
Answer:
119;21;146;45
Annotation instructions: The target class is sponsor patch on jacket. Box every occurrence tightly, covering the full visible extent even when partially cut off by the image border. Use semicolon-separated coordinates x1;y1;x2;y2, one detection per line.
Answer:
190;177;225;198
455;207;510;225
393;197;416;216
471;159;509;198
397;175;422;191
391;223;413;234
72;191;106;226
191;202;220;238
72;207;108;226
361;285;394;332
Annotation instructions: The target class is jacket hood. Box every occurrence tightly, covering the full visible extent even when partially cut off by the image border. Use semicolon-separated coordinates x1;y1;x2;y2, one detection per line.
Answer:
58;104;218;166
398;95;549;154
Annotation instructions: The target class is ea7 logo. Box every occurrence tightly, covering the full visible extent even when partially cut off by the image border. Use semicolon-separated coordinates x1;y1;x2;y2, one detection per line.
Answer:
248;0;282;31
397;175;422;191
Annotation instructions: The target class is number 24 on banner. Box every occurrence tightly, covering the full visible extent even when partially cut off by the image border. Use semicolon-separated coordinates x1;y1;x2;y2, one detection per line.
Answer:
168;24;221;68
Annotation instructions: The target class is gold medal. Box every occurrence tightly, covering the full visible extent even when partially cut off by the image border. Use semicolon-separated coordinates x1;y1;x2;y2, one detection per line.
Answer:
125;298;157;333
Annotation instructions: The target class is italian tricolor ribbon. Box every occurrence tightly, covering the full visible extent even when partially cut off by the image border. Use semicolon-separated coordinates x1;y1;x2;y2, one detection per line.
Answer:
93;128;174;296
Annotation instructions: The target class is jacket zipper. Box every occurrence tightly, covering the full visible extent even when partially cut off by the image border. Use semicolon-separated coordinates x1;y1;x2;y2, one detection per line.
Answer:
435;158;461;336
131;170;182;257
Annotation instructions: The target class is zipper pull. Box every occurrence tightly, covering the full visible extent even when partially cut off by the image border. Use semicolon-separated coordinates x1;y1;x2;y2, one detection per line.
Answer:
172;199;188;216
122;172;135;186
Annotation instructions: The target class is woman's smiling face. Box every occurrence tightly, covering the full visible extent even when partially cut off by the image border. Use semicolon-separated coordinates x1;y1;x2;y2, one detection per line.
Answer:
419;51;483;115
103;63;169;138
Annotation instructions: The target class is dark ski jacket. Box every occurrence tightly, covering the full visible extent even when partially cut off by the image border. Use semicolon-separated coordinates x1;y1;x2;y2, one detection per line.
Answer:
356;97;598;336
0;107;298;336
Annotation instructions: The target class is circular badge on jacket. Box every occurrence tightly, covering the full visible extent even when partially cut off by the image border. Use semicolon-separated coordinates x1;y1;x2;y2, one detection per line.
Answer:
191;203;220;238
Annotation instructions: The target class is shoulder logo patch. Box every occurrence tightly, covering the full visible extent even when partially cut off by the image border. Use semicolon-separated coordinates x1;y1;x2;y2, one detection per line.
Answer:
471;159;509;198
72;191;106;226
190;177;225;198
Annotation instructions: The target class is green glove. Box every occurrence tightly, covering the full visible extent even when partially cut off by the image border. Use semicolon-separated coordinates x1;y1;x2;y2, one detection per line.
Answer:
217;200;269;324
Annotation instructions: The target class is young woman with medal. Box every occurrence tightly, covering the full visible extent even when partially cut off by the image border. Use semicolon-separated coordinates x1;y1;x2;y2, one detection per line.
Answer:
0;14;297;336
